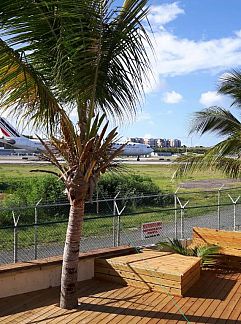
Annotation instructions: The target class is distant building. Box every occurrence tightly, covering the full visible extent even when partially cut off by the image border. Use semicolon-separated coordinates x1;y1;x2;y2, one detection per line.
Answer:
170;139;181;148
128;137;181;148
128;137;145;144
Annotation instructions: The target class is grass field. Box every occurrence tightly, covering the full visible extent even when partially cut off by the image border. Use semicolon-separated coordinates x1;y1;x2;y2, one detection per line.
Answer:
1;162;241;255
125;164;231;192
0;162;236;192
0;163;56;178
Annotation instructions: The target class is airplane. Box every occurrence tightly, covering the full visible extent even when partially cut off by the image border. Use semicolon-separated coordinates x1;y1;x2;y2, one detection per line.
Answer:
0;117;44;153
0;117;153;159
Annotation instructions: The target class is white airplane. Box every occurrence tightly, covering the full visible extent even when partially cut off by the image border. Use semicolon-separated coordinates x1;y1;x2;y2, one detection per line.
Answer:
0;117;153;159
0;117;44;153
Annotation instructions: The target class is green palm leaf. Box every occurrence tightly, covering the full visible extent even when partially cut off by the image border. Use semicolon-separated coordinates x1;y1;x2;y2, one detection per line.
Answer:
218;70;241;108
176;97;241;179
190;106;241;137
0;0;152;122
0;39;61;132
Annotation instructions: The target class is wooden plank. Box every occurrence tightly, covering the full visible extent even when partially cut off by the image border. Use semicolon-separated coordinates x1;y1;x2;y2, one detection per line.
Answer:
97;251;200;272
95;253;200;283
95;267;182;288
225;294;241;323
63;285;139;324
121;294;172;324
95;266;200;293
47;281;126;324
193;227;241;246
95;260;182;282
184;271;238;324
0;286;59;322
115;291;164;324
19;280;102;324
95;273;183;296
158;271;217;324
81;286;148;324
214;282;241;322
187;271;240;324
1;270;241;324
90;288;153;324
0;245;137;275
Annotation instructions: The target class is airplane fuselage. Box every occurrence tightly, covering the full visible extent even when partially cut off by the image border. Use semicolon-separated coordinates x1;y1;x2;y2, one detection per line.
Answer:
0;117;153;157
112;142;153;156
0;136;44;153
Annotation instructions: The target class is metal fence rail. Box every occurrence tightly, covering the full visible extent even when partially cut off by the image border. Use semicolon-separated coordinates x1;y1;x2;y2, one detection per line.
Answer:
1;186;241;264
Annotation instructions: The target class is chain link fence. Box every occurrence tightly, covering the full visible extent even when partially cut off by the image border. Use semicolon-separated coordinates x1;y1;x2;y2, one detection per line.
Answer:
1;186;241;264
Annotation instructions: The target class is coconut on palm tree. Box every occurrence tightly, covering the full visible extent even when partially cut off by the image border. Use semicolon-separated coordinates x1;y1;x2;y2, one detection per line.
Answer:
177;70;241;178
0;0;153;309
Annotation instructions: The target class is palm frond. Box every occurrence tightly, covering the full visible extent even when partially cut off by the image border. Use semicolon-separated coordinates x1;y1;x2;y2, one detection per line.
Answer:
189;106;241;137
0;0;153;122
0;39;61;132
191;245;221;267
157;239;221;268
157;238;189;256
176;151;241;179
218;70;241;108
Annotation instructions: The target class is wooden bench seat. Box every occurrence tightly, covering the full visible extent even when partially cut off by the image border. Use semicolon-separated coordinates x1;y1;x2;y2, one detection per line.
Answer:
95;250;201;297
190;227;241;268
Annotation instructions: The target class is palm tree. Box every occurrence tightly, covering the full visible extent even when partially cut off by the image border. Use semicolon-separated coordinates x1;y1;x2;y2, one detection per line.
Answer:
0;0;153;309
177;70;241;179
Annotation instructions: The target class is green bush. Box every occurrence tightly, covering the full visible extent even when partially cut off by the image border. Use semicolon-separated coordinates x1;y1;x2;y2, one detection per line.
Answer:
95;174;173;214
0;173;171;226
97;173;160;196
0;176;65;206
0;176;66;226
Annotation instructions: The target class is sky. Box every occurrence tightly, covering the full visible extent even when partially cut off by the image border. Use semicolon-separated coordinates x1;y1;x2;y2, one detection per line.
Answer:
2;0;241;147
118;0;241;147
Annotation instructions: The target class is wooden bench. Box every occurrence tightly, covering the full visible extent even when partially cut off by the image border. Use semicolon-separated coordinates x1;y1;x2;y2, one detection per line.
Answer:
95;250;201;297
191;227;241;269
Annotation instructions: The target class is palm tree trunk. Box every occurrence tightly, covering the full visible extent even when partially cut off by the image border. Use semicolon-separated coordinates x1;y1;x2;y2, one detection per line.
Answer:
60;200;84;309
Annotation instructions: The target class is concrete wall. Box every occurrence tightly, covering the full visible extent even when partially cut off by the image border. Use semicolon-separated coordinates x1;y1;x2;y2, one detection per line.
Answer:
0;258;94;298
0;246;135;299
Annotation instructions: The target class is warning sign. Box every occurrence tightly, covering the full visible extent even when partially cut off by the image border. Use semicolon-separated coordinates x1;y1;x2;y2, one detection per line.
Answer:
141;221;162;239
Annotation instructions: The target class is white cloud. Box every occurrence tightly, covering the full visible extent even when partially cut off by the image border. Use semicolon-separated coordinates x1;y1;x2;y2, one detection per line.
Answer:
144;3;241;94
149;30;241;77
199;91;224;106
148;3;184;27
162;91;183;104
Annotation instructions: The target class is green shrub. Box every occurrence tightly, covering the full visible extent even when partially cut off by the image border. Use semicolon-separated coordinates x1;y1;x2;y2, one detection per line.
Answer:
0;173;171;226
0;176;66;225
157;238;221;267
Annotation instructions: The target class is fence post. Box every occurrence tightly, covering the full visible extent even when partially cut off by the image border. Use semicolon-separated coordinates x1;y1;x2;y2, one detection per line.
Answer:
174;187;180;239
96;189;99;214
12;211;20;263
113;192;120;246
217;185;224;230
34;199;42;260
176;197;189;240
228;194;240;231
114;200;126;246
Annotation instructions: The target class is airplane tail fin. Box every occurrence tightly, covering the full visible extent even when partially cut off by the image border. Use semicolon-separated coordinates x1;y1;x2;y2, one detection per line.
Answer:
0;117;21;138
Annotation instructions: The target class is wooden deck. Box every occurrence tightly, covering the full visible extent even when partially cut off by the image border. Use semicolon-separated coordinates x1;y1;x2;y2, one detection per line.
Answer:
0;269;241;323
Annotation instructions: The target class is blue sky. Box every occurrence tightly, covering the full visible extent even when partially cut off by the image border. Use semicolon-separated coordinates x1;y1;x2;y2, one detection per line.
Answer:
118;0;241;147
